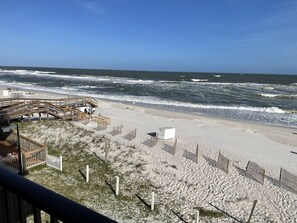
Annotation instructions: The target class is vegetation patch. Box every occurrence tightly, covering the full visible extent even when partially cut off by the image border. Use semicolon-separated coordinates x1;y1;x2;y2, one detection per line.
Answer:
194;207;224;218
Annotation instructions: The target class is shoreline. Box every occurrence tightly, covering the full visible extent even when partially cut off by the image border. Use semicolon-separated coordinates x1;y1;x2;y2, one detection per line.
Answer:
1;83;296;129
1;87;296;150
2;88;297;222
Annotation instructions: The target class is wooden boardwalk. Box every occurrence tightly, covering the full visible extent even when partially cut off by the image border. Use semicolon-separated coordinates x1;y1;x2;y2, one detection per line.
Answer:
0;97;98;124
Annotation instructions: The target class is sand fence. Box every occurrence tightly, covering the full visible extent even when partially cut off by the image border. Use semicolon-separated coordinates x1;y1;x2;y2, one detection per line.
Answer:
97;121;108;131
125;128;137;141
92;115;111;131
279;168;297;193
246;161;265;185
92;120;297;194
217;151;230;174
112;125;123;136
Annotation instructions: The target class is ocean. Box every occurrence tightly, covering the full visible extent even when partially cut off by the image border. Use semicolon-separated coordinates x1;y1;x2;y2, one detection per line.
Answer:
0;66;296;128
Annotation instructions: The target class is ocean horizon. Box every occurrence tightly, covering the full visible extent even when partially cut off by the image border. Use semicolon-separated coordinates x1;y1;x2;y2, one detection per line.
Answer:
0;66;296;128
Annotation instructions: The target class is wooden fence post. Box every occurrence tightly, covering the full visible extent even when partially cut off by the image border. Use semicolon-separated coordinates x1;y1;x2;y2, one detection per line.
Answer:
59;156;63;172
195;210;200;223
151;192;155;211
86;165;89;183
115;176;119;195
196;144;199;163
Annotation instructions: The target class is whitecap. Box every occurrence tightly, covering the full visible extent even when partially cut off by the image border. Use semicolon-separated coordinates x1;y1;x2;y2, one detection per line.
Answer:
191;79;208;82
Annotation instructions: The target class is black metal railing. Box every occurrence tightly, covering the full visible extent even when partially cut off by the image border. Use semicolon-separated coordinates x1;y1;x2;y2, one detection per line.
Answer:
0;167;117;223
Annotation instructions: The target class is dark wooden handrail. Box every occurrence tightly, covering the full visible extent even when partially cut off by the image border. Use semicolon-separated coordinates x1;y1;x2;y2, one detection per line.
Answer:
0;167;116;223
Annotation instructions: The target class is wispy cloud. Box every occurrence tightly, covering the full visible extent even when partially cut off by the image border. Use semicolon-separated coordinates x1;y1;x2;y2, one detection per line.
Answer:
79;1;105;15
228;36;270;45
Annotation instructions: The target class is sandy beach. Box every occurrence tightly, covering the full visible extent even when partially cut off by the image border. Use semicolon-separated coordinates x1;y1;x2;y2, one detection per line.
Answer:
2;89;297;222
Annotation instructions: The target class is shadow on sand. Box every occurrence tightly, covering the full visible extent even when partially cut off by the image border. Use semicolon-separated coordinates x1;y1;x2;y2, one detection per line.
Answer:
208;203;244;223
202;155;217;168
170;210;189;223
135;194;151;209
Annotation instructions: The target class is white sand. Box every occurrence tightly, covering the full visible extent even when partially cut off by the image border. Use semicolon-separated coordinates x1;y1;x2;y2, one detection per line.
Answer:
74;99;297;222
3;91;297;222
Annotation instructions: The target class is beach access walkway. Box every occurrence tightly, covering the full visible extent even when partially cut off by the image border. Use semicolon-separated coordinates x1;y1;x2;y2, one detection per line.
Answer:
0;97;98;124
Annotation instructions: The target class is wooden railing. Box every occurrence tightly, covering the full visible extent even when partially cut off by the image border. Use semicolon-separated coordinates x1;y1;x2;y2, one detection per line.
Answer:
5;132;47;170
0;97;98;108
23;148;47;169
0;100;89;122
92;115;111;125
6;132;47;153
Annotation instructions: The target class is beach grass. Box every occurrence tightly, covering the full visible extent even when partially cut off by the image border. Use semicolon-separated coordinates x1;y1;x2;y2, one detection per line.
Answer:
194;206;224;218
19;120;166;222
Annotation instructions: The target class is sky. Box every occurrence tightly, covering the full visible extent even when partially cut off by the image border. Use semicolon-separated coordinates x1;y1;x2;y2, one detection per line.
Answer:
0;0;297;74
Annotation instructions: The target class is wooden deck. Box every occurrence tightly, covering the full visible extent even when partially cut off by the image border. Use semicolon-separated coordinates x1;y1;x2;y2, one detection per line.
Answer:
0;97;98;124
0;140;18;157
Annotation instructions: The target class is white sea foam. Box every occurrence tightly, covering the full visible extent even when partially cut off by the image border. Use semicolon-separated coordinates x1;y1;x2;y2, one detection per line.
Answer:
0;69;157;86
191;79;208;82
214;75;221;78
77;85;98;89
258;93;297;99
126;79;154;84
0;81;287;115
259;93;279;98
0;69;56;75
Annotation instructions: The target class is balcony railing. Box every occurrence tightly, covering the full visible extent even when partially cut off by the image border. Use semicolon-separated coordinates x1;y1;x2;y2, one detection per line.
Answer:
0;167;116;223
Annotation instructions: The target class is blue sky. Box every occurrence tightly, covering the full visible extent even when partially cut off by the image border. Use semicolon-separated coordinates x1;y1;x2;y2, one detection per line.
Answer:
0;0;296;74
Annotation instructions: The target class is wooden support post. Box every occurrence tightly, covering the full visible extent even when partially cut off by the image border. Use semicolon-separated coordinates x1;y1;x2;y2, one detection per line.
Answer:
115;176;119;195
39;112;41;121
247;200;257;223
195;210;200;223
22;154;26;172
86;165;89;183
17;124;24;175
